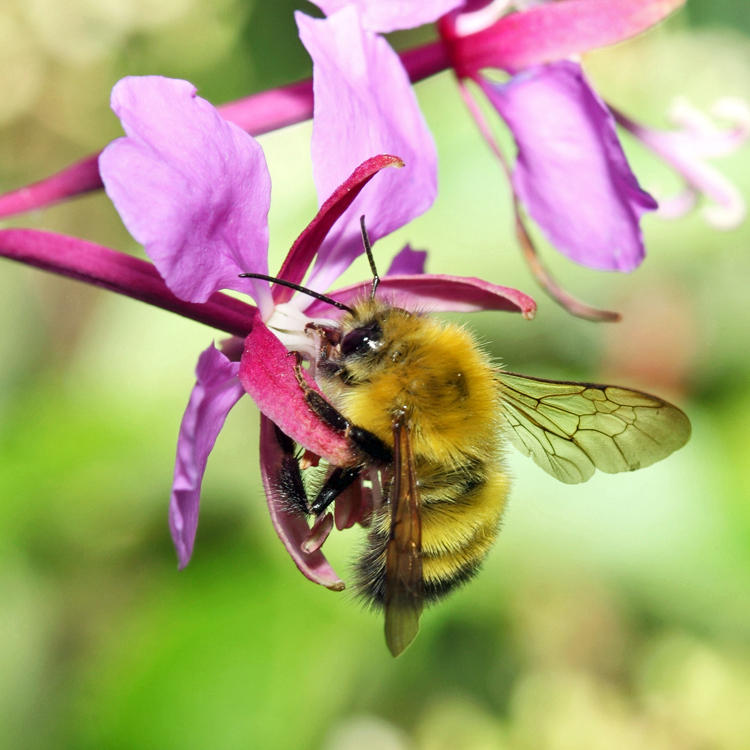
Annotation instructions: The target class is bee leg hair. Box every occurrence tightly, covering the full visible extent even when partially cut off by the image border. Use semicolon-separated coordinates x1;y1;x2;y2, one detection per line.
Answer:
271;423;312;515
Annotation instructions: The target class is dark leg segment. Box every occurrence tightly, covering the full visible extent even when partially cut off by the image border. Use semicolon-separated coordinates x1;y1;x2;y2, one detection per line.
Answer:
293;355;392;463
349;427;392;463
311;466;362;515
305;390;349;432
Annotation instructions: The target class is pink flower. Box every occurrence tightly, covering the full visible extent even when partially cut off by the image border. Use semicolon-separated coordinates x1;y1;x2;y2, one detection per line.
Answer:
98;75;536;585
301;0;685;316
2;1;738;321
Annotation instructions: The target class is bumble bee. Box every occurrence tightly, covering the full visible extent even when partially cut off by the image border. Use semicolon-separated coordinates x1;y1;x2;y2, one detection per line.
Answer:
242;220;691;657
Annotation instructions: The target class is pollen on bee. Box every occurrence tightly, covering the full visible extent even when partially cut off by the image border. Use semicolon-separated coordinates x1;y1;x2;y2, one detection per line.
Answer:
300;450;320;470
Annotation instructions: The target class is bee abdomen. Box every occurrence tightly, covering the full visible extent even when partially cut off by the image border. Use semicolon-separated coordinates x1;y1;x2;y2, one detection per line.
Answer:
354;470;508;607
354;521;389;607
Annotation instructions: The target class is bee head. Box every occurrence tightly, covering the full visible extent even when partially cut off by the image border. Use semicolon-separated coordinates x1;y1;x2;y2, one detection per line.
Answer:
329;302;414;387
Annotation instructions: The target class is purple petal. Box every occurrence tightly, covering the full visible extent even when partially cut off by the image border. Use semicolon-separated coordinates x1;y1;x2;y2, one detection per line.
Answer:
311;0;464;33
0;48;457;223
274;155;404;303
238;315;355;465
169;344;245;569
385;244;428;276
451;77;621;322
259;416;345;589
303;274;537;318
99;76;273;309
482;62;657;271
296;8;437;293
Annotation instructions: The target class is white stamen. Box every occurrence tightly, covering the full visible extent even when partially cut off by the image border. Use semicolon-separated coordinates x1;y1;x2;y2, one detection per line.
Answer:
615;98;749;230
668;96;750;156
669;96;719;138
265;302;337;359
454;0;514;37
656;186;698;219
702;185;746;229
712;97;750;130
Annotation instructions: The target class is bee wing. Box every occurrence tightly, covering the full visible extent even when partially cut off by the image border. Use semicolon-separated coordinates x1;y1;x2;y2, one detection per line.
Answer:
496;371;691;484
384;419;423;657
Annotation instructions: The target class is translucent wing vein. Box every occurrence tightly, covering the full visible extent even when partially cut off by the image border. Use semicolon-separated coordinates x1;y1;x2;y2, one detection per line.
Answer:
497;372;691;484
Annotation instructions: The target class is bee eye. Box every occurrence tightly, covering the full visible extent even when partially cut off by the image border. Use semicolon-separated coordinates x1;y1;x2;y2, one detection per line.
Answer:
341;322;382;357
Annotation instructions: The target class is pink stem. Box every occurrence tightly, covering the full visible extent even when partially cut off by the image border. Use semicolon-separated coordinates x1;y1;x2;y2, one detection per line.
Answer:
0;41;449;219
0;228;258;337
218;79;314;134
0;155;104;217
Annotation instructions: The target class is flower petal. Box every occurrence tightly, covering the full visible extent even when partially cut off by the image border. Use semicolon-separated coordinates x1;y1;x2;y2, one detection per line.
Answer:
238;315;355;465
482;62;657;271
443;0;686;75
334;478;372;531
452;76;621;321
385;244;428;277
303;274;537;318
169;344;245;569
297;8;438;293
274;155;404;303
99;76;273;309
310;0;464;33
259;416;345;589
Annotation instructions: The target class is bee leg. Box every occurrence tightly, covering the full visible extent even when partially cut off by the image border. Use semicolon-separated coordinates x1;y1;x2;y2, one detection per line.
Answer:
347;426;393;464
304;323;341;376
272;423;312;516
305;322;341;349
293;355;392;464
310;466;362;516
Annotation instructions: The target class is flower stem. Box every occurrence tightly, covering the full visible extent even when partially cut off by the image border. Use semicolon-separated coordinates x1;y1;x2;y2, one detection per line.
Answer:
0;42;450;219
0;228;258;337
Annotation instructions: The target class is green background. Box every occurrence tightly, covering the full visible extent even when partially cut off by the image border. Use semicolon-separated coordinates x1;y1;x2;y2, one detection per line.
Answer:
1;1;749;748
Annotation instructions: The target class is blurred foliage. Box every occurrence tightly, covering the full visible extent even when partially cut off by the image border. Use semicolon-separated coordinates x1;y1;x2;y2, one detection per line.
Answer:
687;0;750;32
1;1;750;749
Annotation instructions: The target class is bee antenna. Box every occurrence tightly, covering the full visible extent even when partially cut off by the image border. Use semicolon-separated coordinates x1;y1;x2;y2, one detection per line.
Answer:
238;273;355;315
360;215;380;301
